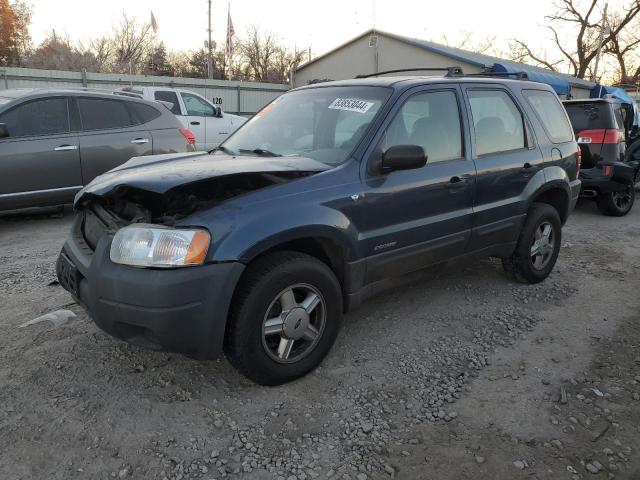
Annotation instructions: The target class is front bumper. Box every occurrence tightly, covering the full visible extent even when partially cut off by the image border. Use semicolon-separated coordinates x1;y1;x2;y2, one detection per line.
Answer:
57;217;245;358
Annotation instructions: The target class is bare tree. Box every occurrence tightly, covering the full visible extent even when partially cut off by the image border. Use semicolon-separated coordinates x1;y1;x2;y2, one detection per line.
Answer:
604;13;640;83
510;0;640;79
110;13;154;73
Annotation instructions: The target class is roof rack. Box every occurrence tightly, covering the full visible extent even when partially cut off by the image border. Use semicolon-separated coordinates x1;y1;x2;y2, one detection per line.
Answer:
355;66;464;79
450;71;529;80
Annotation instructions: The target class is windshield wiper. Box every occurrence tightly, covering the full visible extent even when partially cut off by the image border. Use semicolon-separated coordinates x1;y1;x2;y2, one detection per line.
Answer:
210;145;236;155
238;148;282;157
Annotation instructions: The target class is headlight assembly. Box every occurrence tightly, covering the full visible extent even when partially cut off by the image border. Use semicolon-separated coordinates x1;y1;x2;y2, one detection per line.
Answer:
110;224;211;268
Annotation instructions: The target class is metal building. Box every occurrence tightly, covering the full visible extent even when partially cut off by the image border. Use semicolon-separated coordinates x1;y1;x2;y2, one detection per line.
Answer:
293;29;595;99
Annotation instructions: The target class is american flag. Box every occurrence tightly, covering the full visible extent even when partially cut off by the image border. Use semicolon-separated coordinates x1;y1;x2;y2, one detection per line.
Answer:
225;5;235;59
150;11;159;33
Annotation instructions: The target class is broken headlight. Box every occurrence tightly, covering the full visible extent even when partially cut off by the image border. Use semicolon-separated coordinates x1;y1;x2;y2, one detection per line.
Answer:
110;224;210;268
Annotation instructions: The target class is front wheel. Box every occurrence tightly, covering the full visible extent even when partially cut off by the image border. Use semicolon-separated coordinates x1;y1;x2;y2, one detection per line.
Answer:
502;203;562;284
597;182;635;216
224;251;342;385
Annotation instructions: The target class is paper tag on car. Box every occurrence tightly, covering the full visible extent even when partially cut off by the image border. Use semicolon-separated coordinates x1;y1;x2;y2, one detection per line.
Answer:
328;98;374;114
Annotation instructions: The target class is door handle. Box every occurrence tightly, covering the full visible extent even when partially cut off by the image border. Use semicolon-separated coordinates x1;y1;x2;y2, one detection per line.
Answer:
190;121;201;125
53;145;78;151
130;138;150;144
445;175;470;189
520;162;535;175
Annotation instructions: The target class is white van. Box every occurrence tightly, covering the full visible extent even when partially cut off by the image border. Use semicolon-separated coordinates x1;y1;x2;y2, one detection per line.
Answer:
115;86;246;151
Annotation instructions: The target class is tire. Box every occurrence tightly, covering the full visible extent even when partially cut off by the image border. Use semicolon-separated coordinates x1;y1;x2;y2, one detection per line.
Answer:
224;251;342;385
596;182;635;216
502;203;562;284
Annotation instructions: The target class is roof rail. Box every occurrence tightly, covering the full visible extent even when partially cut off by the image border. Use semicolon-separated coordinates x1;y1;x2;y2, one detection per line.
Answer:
355;66;464;79
450;71;529;80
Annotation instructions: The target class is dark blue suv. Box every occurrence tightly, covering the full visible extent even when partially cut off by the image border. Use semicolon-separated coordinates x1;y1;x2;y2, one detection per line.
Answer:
57;75;581;385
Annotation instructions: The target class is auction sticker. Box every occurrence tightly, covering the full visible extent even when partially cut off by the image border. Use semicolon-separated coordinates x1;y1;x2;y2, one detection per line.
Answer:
328;98;374;114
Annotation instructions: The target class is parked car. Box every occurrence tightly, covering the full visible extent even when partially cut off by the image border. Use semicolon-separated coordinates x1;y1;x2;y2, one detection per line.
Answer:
58;74;580;385
0;88;195;211
563;98;636;216
114;86;247;151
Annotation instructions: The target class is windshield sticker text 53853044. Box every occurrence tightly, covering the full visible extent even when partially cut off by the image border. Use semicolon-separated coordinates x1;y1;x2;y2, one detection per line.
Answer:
328;98;374;114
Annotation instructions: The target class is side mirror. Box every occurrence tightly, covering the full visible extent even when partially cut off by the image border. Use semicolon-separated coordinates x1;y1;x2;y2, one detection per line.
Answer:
215;106;223;118
0;123;8;138
381;145;427;172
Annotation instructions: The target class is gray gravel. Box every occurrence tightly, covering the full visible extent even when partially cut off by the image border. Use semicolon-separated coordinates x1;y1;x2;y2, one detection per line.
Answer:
1;200;640;479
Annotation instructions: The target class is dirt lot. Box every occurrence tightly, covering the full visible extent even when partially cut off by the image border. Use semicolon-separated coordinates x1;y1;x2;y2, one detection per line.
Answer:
1;200;639;480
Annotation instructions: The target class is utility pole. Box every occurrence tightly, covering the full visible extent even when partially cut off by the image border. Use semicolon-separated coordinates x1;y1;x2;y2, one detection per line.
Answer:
592;2;608;83
207;0;213;79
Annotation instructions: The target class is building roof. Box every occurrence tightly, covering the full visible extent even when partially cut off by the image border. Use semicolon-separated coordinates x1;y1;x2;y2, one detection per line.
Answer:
296;29;595;95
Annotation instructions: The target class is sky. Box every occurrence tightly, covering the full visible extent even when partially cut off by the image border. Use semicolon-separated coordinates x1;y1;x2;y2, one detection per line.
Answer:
26;0;619;76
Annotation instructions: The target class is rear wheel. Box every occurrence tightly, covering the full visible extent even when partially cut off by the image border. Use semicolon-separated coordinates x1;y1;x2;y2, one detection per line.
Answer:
224;251;342;385
502;203;562;284
597;182;635;216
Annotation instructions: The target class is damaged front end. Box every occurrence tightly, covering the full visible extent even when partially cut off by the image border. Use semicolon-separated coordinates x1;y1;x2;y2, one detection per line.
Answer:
73;153;330;250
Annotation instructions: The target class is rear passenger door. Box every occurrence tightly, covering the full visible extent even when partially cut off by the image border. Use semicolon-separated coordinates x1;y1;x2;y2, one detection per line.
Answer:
0;96;81;209
463;86;543;252
76;97;153;184
360;86;476;284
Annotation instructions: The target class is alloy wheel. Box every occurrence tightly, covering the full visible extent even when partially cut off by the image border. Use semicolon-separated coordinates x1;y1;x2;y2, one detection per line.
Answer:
530;221;555;270
612;185;633;211
261;284;326;363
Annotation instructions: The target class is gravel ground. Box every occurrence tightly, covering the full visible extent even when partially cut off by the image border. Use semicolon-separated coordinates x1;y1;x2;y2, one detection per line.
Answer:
1;200;639;480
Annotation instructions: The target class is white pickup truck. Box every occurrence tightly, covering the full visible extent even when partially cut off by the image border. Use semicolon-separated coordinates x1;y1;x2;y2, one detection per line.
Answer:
115;86;246;151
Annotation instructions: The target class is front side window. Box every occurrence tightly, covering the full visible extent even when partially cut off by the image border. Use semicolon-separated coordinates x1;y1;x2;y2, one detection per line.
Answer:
181;93;214;117
381;90;463;163
523;89;574;143
222;86;391;165
468;89;526;156
0;97;69;137
78;98;135;131
154;91;181;115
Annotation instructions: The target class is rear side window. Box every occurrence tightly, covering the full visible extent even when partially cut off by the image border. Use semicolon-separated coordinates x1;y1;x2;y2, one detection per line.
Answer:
154;91;181;115
382;90;463;163
78;98;134;131
129;102;162;124
468;90;526;156
0;97;69;137
613;106;625;129
523;90;573;143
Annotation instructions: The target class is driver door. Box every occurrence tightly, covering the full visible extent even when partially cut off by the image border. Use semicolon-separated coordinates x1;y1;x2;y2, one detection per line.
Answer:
180;91;225;150
359;86;476;284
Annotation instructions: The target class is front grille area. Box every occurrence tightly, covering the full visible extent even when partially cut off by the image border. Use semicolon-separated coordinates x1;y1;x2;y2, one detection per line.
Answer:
82;208;109;250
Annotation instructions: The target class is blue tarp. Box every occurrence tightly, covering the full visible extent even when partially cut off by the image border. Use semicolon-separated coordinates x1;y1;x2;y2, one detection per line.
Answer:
492;63;571;96
590;85;638;126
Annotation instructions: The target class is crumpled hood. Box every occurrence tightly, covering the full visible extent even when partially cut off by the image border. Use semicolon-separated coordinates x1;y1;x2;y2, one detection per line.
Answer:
75;152;330;205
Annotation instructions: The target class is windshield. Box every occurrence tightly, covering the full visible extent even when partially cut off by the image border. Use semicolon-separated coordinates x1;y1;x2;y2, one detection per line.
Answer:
221;86;391;165
0;97;10;106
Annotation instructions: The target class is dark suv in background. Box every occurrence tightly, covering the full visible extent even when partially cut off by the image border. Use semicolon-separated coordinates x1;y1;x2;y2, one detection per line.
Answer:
58;73;580;385
563;98;636;216
0;89;195;211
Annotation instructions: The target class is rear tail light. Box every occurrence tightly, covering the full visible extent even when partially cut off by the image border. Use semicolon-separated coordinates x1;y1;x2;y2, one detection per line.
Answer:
577;129;624;145
180;128;196;145
603;165;613;176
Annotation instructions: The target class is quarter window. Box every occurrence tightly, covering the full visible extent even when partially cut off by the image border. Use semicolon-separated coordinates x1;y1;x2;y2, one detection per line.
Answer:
382;90;463;163
468;90;526;155
523;89;574;143
78;98;135;131
154;90;181;115
0;98;70;137
181;93;214;117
